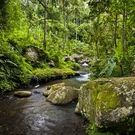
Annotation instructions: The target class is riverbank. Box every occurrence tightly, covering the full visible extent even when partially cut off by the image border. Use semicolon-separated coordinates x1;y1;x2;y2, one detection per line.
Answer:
0;67;78;94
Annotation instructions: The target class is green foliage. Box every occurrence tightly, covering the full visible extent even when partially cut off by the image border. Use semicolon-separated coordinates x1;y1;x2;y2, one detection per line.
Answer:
0;47;32;93
67;61;81;70
0;31;33;93
0;0;134;95
90;59;105;79
115;40;123;64
99;58;116;78
86;123;116;135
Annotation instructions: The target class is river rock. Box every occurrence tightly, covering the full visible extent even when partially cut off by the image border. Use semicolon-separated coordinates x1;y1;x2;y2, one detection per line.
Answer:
75;102;80;114
43;83;67;97
43;83;78;104
43;90;51;96
63;56;75;62
14;91;32;97
76;77;135;133
79;58;92;65
82;62;89;67
72;54;84;63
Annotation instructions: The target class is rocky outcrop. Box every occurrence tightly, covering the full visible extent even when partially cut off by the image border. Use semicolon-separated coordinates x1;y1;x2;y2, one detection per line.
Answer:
76;77;135;133
43;83;78;104
14;91;32;97
24;46;49;62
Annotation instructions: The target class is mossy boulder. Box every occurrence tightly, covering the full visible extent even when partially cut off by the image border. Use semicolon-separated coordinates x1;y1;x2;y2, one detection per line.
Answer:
32;68;76;84
43;83;78;104
14;91;32;97
76;77;135;133
24;46;49;66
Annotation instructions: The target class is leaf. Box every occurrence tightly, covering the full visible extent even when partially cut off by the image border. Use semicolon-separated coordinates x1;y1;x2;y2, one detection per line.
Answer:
0;59;4;64
5;60;18;67
99;58;116;77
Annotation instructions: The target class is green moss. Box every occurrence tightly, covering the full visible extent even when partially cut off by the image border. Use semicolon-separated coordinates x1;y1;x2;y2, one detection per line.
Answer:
67;62;81;70
49;83;65;91
78;79;121;123
31;68;76;83
96;90;119;111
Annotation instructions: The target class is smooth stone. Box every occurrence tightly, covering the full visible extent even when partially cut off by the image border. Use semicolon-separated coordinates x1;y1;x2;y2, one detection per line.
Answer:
43;83;78;104
14;91;32;97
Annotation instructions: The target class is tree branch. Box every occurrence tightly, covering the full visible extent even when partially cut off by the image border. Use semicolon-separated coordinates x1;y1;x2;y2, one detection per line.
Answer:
37;0;45;8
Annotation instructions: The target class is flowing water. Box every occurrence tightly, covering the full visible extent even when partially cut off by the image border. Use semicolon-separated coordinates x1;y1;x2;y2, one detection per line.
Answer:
0;73;90;135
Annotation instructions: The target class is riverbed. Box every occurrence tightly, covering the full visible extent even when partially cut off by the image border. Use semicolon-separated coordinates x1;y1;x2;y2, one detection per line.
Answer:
0;73;90;135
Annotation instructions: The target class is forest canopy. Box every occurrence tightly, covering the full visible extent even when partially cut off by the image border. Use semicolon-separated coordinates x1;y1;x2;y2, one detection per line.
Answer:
0;0;135;92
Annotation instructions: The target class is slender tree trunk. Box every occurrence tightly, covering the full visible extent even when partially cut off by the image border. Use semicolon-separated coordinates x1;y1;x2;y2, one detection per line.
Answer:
76;18;77;40
120;64;123;76
79;17;81;25
66;15;69;41
114;14;117;48
44;0;47;50
96;40;99;58
27;0;30;38
52;0;54;23
122;5;125;56
62;0;66;51
63;0;65;27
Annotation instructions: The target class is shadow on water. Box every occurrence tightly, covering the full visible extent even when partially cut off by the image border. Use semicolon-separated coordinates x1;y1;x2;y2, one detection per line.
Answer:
0;72;90;135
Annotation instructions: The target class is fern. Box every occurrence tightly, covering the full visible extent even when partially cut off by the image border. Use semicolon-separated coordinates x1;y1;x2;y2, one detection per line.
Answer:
5;60;18;67
99;58;116;77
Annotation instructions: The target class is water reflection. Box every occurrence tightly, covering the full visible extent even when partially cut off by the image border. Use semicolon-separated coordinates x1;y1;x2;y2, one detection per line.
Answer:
0;74;86;135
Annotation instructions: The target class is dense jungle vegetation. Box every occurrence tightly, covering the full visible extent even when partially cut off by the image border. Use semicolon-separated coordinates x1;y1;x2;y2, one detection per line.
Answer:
0;0;135;93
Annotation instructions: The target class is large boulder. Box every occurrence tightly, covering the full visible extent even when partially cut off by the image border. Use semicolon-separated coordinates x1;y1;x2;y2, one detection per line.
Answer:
26;46;38;60
43;83;78;104
76;77;135;133
14;91;32;97
24;46;49;62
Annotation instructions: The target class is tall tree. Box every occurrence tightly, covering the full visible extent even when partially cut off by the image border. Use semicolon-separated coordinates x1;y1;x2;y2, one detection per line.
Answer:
35;0;48;50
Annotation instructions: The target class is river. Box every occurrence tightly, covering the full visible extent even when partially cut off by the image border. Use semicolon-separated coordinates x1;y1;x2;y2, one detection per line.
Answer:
0;72;90;135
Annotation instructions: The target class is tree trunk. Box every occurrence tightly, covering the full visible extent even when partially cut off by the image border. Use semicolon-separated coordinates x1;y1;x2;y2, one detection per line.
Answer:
43;0;47;50
62;0;66;51
122;5;125;56
96;40;99;58
66;15;69;41
76;18;77;40
120;64;123;76
114;13;117;48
